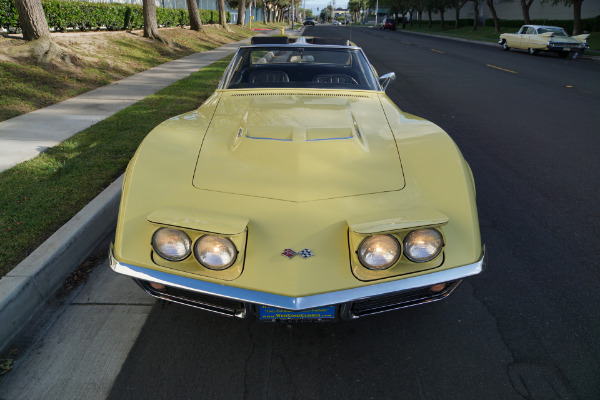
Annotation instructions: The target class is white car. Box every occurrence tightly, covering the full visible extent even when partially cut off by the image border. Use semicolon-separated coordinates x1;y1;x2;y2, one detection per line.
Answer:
499;25;589;58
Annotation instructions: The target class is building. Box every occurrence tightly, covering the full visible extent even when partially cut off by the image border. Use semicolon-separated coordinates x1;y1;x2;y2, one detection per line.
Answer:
423;1;600;24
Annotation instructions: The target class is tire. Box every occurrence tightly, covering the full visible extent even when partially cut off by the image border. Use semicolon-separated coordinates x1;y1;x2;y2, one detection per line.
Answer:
528;48;539;55
502;40;510;51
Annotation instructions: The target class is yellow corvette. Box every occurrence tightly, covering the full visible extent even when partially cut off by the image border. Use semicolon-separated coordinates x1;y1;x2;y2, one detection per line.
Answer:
109;37;485;321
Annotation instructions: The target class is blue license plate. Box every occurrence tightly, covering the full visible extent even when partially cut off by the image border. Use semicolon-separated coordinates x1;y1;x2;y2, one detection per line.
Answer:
259;305;336;320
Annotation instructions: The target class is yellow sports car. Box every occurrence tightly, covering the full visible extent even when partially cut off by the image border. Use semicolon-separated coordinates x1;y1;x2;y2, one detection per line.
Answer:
109;36;485;321
499;25;589;58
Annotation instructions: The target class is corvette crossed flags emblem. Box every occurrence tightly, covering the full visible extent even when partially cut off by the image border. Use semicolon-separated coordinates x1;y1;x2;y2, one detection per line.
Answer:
281;249;314;259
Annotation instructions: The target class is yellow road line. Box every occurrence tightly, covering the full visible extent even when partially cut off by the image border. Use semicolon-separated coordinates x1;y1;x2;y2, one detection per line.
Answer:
430;49;445;54
486;64;518;74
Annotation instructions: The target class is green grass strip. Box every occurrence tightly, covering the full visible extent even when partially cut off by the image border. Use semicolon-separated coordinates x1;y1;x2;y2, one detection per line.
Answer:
0;56;231;277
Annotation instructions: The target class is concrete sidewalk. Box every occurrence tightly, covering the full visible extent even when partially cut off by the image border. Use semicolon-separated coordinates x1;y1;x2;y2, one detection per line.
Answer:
0;39;246;173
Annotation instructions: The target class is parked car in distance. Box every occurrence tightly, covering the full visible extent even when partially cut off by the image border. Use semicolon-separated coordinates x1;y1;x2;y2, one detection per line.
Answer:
109;36;485;322
332;20;341;25
499;25;589;58
380;18;396;31
303;18;315;26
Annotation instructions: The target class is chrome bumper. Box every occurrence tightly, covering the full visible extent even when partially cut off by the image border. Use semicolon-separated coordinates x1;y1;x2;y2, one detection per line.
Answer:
110;245;486;319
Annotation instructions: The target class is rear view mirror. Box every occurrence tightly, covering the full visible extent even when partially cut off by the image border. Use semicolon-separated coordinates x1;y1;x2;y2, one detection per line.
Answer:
378;72;396;91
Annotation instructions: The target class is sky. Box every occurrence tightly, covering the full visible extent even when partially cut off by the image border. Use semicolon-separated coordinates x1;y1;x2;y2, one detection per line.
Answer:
299;0;347;14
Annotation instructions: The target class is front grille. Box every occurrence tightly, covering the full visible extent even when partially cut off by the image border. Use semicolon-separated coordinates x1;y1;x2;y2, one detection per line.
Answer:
136;279;247;317
350;280;462;317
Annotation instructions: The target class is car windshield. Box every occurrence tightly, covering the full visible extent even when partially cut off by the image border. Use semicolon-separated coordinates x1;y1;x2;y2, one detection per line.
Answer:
221;46;380;91
538;27;568;36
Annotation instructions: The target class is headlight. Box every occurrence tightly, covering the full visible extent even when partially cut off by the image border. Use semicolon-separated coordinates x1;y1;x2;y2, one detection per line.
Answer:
194;235;238;270
152;228;192;261
403;228;444;263
357;234;401;270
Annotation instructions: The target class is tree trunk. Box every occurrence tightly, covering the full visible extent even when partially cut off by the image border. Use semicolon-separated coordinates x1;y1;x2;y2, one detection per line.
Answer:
454;1;461;30
186;0;203;31
486;0;499;34
237;0;246;26
14;0;50;41
143;0;169;43
572;0;583;35
428;9;432;29
520;0;533;25
218;0;232;31
472;0;478;31
437;7;445;30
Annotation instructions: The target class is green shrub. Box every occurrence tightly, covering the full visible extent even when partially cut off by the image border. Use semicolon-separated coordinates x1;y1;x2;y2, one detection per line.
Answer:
0;0;231;32
0;0;19;30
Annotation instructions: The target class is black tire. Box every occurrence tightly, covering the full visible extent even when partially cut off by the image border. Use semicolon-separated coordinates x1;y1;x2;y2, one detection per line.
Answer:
502;40;510;51
528;48;539;55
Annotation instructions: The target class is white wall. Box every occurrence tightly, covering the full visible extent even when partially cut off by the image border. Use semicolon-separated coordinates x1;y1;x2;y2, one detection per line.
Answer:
427;1;600;22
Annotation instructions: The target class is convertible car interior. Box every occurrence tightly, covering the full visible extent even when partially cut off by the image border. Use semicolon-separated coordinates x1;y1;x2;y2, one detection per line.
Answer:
225;37;377;90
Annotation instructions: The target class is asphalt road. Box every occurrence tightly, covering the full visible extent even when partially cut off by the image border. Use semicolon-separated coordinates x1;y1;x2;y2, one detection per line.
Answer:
3;26;599;400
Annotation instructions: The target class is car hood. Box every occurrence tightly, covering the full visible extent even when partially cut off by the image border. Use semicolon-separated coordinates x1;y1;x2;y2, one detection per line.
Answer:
193;91;405;202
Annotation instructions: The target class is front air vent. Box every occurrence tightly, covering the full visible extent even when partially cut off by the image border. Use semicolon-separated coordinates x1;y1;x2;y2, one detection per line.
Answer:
231;92;371;98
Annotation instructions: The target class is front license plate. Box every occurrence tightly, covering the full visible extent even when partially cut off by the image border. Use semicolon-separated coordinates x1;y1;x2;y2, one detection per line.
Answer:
259;306;336;320
563;48;571;52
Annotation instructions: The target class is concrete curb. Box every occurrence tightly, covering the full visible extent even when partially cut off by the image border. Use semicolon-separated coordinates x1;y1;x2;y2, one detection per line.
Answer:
0;175;123;351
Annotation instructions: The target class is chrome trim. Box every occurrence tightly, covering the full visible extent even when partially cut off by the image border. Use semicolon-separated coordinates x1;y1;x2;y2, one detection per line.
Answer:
110;245;485;311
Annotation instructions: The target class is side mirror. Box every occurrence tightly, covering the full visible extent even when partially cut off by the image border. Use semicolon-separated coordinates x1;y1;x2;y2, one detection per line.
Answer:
378;72;396;91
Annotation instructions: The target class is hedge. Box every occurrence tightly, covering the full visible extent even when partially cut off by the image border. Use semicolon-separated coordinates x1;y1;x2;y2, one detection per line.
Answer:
0;0;230;32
